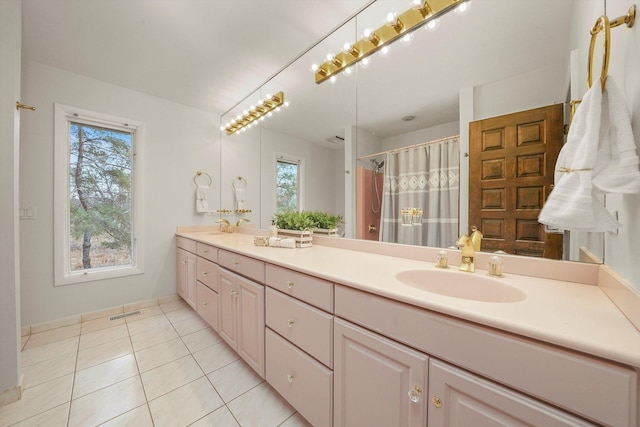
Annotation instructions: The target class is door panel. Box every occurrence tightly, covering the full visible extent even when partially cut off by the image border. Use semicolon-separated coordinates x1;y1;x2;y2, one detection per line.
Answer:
469;104;564;258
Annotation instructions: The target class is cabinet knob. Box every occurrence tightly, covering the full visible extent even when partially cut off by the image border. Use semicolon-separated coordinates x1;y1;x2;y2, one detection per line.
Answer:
431;396;442;408
203;250;209;253
230;290;238;297
287;374;294;383
233;261;239;267
202;302;208;306
408;385;423;403
287;319;295;328
287;281;294;289
203;272;208;275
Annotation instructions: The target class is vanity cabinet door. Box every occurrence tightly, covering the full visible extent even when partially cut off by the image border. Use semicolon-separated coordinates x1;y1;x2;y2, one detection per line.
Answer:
428;359;597;427
196;281;218;331
184;251;197;309
236;275;265;377
334;318;428;427
218;268;237;349
176;248;187;299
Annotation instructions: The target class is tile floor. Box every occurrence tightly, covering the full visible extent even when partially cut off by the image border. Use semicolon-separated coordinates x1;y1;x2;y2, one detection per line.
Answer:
2;298;312;427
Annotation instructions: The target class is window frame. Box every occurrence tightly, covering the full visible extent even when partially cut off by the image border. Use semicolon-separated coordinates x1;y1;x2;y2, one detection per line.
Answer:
274;153;305;213
53;103;144;286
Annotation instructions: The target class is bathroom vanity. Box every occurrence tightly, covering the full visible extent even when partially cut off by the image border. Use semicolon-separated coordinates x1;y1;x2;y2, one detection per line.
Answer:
176;228;640;426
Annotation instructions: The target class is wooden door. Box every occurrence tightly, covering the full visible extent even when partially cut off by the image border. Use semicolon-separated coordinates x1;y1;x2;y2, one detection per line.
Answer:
427;359;595;426
236;275;265;378
469;104;564;258
217;268;238;349
333;318;428;427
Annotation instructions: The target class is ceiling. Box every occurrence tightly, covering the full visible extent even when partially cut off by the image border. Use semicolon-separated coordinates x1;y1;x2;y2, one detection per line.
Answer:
21;0;372;117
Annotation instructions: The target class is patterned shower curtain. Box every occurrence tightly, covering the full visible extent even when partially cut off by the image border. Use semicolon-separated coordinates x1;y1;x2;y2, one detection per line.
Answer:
379;137;459;247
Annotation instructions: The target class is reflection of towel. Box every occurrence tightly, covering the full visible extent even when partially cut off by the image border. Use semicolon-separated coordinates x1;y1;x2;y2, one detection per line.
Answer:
538;76;640;232
196;185;209;213
234;188;246;210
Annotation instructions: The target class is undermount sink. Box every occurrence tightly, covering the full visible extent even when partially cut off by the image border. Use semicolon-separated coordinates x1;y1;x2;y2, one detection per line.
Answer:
395;269;526;303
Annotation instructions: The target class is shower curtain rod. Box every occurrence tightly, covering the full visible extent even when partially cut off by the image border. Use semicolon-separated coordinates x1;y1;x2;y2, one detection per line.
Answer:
357;134;460;161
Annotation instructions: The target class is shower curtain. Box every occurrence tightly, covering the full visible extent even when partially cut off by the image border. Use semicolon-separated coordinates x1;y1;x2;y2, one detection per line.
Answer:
379;137;459;247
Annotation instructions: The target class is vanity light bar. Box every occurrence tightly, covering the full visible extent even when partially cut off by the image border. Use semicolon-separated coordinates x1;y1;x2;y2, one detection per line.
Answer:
223;91;285;135
314;0;468;84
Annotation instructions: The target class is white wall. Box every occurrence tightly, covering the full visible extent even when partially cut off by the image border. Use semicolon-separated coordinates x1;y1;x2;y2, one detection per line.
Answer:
0;0;22;400
19;61;220;325
259;127;338;228
576;0;640;291
381;121;460;151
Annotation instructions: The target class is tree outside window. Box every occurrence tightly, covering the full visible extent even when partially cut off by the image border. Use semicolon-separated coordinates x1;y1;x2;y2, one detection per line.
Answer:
276;159;299;213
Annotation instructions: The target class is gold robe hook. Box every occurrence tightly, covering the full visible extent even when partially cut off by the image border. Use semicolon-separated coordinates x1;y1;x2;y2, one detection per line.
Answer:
16;102;36;111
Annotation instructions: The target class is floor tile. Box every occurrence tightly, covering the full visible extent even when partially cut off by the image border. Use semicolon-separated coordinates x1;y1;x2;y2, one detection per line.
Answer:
79;324;129;350
193;340;239;374
134;338;190;373
21;336;79;367
148;377;223;427
165;307;198;324
9;402;70;427
68;376;146;427
0;374;73;427
81;315;125;335
181;327;223;354
227;382;295;427
21;352;77;390
126;313;170;336
159;299;189;313
190;405;240;427
280;412;313;427
207;359;263;402
141;355;204;400
130;324;178;352
99;404;153;427
73;354;139;399
24;324;81;349
76;336;133;371
172;315;209;336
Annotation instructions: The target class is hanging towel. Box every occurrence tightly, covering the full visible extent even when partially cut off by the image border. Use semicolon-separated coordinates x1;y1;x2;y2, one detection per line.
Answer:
196;185;209;213
538;76;626;232
234;188;246;211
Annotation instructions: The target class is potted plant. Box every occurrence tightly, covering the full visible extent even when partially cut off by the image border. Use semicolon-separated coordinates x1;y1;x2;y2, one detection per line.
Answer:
307;211;342;235
273;211;314;247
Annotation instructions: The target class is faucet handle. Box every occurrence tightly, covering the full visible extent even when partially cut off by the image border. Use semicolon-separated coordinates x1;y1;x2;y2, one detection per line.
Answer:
488;256;504;277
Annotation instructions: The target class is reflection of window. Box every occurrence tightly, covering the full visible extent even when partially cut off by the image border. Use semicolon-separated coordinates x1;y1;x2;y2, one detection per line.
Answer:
54;104;144;286
276;155;304;213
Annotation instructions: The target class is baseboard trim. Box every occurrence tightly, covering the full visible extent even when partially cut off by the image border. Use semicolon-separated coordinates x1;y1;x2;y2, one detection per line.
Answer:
0;376;23;407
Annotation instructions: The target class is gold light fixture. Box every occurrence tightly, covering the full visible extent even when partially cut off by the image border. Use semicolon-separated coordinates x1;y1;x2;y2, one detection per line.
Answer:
313;0;471;84
222;91;287;135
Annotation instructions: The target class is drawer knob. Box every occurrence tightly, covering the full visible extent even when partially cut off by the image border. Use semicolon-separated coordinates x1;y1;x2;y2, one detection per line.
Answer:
408;385;423;403
287;319;295;328
203;272;208;275
431;395;442;408
202;302;208;306
203;250;209;253
287;374;294;383
233;262;239;267
287;281;294;289
230;290;238;297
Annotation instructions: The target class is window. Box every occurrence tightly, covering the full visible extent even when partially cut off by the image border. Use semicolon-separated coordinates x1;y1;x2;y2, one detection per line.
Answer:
54;104;144;285
275;155;304;213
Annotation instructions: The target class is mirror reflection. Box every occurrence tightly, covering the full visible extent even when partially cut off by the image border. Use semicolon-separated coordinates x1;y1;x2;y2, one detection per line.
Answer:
220;0;604;264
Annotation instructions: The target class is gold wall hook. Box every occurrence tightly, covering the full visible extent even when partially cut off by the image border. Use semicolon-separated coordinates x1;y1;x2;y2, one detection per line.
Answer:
16;102;36;111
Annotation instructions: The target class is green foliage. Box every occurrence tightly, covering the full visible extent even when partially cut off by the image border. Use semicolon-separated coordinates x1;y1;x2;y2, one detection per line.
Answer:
276;161;298;213
274;210;343;231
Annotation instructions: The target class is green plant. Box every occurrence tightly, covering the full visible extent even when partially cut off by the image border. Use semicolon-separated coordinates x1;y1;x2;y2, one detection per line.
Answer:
274;211;315;231
307;211;343;229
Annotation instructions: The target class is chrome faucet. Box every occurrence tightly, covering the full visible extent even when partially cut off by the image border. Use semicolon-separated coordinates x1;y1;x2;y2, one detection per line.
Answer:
456;234;475;273
236;218;250;227
216;218;232;233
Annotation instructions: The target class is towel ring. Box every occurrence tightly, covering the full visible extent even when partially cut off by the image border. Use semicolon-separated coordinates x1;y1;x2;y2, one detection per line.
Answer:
232;176;247;190
194;171;212;187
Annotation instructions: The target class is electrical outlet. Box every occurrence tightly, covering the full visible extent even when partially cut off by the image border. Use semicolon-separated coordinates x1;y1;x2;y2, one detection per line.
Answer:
19;206;37;220
608;209;619;235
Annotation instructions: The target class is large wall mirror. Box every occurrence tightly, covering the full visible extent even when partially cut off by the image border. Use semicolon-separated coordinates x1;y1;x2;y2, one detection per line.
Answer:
220;0;619;268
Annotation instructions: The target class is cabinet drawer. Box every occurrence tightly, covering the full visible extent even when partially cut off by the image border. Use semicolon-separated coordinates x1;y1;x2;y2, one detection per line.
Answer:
196;282;218;331
219;250;265;283
266;288;333;368
196;242;218;263
266;264;333;312
197;257;218;291
176;236;196;253
335;285;637;427
266;328;332;427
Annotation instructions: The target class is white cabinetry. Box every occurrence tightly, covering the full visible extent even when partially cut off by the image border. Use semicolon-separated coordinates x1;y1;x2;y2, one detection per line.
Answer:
176;237;197;309
218;266;265;377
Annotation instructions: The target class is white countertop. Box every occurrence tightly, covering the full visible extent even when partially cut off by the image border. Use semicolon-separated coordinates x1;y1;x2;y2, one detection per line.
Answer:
178;231;640;368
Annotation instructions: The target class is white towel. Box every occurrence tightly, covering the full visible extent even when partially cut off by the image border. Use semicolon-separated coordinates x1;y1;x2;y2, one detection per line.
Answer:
234;188;246;210
196;185;209;213
538;76;631;232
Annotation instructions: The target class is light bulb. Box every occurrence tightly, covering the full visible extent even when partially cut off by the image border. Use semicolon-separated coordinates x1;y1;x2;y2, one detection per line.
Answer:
344;66;353;75
284;101;290;107
379;45;390;56
326;53;334;61
363;28;373;38
311;63;319;72
455;0;471;14
265;93;272;99
219;125;225;131
330;75;337;83
343;42;351;51
275;106;281;112
267;111;273;117
401;33;413;45
385;12;397;24
425;18;440;31
242;110;248;115
249;105;255;110
360;57;371;68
